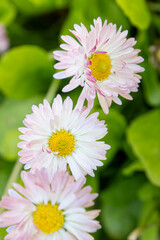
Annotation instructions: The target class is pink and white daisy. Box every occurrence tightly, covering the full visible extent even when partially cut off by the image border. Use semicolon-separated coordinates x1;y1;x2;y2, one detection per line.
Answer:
0;169;101;240
0;24;9;54
53;17;144;114
18;94;110;180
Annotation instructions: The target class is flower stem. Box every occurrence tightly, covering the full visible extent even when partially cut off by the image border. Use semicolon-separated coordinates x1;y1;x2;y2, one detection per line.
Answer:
0;79;60;213
2;161;22;197
45;79;61;103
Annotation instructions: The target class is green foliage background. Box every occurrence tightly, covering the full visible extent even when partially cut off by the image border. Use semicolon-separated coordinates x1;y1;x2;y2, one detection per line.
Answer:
0;0;160;239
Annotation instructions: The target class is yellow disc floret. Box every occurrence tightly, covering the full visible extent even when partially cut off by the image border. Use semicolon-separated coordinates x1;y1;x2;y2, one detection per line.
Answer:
33;202;64;234
48;130;75;157
89;53;112;81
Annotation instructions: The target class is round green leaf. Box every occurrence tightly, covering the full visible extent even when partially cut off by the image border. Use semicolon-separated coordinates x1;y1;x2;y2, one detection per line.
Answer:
0;45;53;99
0;0;16;26
115;0;151;30
127;109;160;186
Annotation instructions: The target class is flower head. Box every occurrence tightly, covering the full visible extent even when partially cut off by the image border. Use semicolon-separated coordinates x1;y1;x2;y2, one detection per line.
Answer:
0;24;9;54
0;169;101;239
53;17;144;114
18;94;110;180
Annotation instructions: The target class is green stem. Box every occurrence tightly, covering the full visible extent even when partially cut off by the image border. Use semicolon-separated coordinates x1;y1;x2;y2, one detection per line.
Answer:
45;79;61;103
2;161;22;197
0;78;60;214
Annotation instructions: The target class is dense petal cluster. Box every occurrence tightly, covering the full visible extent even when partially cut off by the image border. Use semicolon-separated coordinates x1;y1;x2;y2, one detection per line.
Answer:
18;94;110;180
0;169;101;240
0;24;9;54
53;17;144;113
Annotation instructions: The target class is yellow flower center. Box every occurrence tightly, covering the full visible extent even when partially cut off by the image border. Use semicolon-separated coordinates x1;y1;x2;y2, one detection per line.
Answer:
89;53;112;81
33;202;64;234
48;130;75;157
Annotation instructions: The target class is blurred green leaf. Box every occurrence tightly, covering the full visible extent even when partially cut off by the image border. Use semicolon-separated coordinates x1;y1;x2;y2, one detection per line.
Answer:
127;109;160;186
0;45;53;99
138;182;160;202
0;0;16;26
115;0;151;30
142;63;160;107
100;175;144;240
99;109;127;165
136;30;160;107
12;0;68;15
122;160;144;176
86;174;99;194
140;223;159;240
61;0;130;38
139;201;159;240
0;95;43;161
99;0;130;30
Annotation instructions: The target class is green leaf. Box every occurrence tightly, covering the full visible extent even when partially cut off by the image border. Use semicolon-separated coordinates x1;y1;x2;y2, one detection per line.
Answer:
60;0;97;36
60;0;130;38
12;0;68;15
140;223;159;240
115;0;151;30
99;109;127;166
0;0;16;26
0;95;43;161
100;175;144;240
142;62;160;107
138;182;160;202
86;174;99;194
139;201;159;240
122;160;144;176
99;0;130;30
0;45;53;99
127;109;160;186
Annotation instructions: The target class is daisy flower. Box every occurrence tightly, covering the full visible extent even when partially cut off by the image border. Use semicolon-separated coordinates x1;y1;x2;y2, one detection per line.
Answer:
0;24;9;54
53;17;144;114
0;169;101;239
18;94;110;180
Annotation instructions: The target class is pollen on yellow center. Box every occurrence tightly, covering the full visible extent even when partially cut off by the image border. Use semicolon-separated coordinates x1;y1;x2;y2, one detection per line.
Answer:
33;202;64;234
48;130;75;157
89;53;112;81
